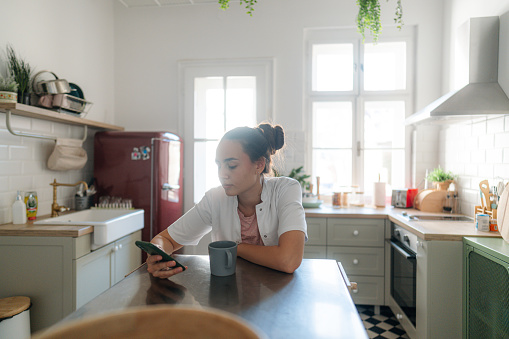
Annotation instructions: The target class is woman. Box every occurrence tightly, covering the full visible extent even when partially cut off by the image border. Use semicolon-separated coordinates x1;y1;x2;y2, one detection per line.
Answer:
147;123;307;278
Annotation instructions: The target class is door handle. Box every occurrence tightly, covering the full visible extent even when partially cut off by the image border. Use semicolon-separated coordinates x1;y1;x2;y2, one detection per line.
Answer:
162;183;180;191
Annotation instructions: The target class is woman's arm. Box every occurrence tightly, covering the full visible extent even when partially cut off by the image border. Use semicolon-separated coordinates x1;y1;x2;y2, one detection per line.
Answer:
237;230;305;273
147;230;185;279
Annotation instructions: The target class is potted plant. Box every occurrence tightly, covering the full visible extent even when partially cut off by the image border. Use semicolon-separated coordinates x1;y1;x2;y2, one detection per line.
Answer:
6;45;33;105
218;0;257;15
0;74;18;103
356;0;404;42
426;166;456;191
274;166;311;193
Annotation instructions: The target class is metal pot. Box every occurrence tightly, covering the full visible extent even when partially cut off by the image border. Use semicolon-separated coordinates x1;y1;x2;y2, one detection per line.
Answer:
32;70;71;95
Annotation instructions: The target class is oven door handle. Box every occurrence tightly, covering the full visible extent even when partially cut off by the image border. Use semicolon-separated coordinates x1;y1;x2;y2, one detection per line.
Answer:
388;240;416;259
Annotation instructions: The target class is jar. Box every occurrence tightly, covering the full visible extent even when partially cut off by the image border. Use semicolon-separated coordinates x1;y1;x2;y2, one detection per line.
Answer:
332;192;341;208
24;191;38;220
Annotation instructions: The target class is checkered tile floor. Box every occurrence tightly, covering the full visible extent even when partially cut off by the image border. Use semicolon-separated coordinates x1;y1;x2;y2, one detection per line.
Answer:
356;305;409;339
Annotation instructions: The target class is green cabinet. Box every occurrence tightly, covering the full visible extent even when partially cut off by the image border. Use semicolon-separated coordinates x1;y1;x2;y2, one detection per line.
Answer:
305;217;387;306
0;230;141;332
463;237;509;339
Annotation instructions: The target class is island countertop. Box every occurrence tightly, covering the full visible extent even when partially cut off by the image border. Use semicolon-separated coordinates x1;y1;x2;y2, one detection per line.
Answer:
60;255;368;339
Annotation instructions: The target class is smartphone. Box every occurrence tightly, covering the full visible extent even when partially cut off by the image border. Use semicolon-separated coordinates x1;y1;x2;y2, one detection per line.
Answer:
135;240;186;271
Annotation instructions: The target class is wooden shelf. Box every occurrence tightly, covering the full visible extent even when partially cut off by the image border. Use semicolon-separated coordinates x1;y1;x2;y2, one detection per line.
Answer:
0;102;124;131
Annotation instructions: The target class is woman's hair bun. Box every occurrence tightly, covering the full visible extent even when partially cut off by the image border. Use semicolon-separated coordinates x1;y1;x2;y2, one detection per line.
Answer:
257;123;285;154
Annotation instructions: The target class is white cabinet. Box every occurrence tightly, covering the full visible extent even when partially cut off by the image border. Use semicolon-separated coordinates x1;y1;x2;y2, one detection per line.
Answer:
75;232;141;309
305;217;387;306
0;230;141;332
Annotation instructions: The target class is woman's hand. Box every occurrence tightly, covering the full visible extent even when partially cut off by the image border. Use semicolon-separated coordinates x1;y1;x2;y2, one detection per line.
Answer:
146;254;186;279
146;231;185;279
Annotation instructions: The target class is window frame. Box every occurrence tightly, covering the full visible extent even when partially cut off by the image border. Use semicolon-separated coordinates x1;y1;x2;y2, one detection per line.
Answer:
179;58;274;211
304;26;415;194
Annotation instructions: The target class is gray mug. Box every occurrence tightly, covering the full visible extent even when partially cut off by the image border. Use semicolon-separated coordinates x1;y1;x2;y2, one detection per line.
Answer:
208;241;237;276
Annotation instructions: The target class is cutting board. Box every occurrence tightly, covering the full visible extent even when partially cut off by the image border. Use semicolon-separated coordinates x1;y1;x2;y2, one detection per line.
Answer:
414;189;448;213
498;183;509;243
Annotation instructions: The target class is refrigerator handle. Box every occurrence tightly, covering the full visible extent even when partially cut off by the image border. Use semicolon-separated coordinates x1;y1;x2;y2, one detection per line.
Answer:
162;183;180;191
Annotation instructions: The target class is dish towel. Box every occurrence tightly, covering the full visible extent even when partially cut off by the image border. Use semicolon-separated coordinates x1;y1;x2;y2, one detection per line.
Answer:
498;183;509;243
47;138;88;171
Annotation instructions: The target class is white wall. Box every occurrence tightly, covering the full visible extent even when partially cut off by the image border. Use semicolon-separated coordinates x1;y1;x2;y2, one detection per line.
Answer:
0;0;115;222
113;0;444;133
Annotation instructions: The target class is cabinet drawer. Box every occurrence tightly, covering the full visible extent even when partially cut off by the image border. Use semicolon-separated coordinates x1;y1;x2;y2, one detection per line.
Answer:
303;245;327;259
327;246;384;276
305;218;327;246
327;218;385;247
348;275;385;305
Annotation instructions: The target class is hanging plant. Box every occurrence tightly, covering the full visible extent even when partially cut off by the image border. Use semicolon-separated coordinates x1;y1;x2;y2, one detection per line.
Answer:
356;0;404;42
218;0;257;16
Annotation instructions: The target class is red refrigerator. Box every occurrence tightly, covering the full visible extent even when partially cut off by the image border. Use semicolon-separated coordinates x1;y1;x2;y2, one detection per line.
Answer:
94;132;183;242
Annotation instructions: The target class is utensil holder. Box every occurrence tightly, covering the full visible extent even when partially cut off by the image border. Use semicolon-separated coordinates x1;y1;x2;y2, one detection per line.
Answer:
75;195;94;211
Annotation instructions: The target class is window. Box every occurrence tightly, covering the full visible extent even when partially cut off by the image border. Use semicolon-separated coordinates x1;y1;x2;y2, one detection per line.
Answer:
180;59;273;210
305;27;413;200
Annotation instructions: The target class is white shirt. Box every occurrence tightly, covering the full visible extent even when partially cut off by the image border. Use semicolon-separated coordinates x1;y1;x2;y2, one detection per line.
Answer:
167;176;308;246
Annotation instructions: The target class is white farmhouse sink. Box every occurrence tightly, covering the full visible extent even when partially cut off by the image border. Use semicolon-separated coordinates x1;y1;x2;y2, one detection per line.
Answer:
35;209;144;249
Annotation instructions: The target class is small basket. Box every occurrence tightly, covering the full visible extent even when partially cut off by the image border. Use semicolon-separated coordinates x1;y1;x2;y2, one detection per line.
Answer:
53;94;93;114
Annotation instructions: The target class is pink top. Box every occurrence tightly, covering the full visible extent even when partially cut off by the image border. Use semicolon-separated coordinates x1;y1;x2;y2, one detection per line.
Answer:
237;208;264;246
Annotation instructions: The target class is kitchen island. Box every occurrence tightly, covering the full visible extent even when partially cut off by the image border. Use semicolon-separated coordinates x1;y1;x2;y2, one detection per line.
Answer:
58;255;367;339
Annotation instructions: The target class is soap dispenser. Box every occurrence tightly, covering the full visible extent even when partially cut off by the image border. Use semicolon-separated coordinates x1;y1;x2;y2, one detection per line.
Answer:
12;191;27;224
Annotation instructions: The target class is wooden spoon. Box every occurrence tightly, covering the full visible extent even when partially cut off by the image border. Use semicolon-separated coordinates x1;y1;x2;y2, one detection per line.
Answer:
479;180;491;211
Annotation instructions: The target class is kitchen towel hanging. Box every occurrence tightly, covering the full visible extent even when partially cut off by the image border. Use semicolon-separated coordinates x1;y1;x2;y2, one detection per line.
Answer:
497;183;509;243
47;138;87;171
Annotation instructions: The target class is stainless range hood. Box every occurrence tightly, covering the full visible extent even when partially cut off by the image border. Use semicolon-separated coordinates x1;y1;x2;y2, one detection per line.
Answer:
406;16;509;125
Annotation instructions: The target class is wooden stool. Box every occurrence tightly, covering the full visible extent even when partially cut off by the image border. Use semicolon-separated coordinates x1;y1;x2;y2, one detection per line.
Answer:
0;296;31;339
32;305;265;339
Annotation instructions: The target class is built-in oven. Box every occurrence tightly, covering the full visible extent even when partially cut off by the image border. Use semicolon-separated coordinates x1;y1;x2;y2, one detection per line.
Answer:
389;224;417;328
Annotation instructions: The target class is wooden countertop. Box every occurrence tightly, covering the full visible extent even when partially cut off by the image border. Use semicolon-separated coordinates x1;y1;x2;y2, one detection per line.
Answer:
0;214;93;237
1;205;500;241
305;204;501;241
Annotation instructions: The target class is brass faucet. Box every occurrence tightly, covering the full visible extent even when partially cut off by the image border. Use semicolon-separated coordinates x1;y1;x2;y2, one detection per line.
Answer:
50;179;89;217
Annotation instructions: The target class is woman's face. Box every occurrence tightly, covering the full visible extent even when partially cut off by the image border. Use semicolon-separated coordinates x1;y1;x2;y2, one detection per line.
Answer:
215;140;264;197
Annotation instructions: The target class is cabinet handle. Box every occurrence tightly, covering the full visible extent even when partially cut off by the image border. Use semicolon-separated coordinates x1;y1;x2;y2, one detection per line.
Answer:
396;314;403;320
118;244;123;250
353;230;359;236
113;245;118;252
353;259;359;265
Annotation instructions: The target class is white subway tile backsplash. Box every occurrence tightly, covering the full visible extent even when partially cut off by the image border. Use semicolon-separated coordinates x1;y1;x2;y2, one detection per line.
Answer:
0;161;22;175
31;119;52;133
494;163;509;179
0;121;95;224
486;148;503;164
10;115;32;132
0;207;11;224
10;145;32;161
494;132;509;148
487;117;504;134
0;145;7;160
464;164;478;177
478;134;495;149
8;176;35;192
0;177;8;192
504;148;509;163
470;149;486;163
52;122;71;137
472;120;487;136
